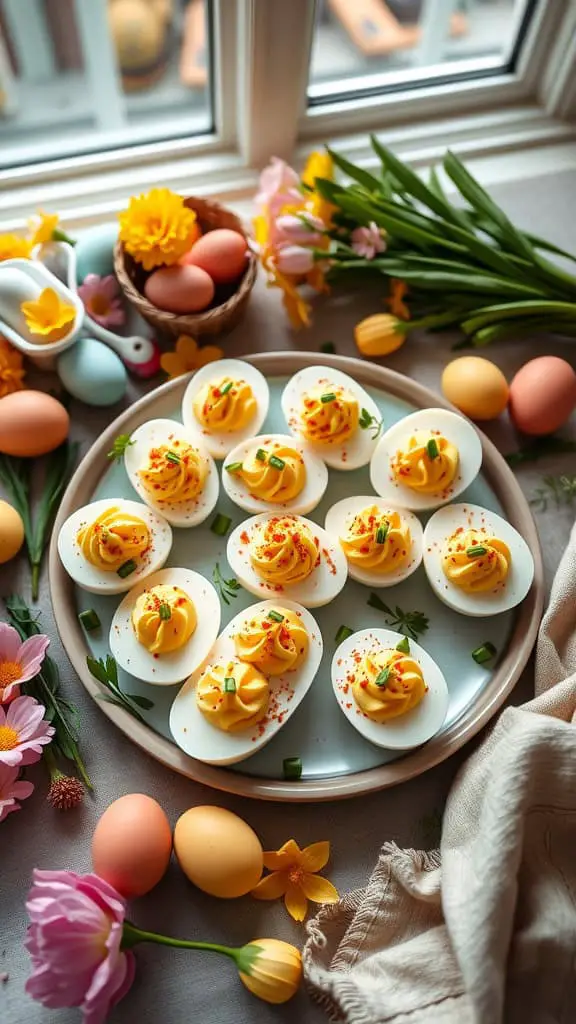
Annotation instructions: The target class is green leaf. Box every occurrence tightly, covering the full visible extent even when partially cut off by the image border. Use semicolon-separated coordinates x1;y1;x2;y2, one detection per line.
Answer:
86;657;109;686
326;148;384;192
126;694;155;711
462;300;576;334
371;136;470;228
311;176;344;205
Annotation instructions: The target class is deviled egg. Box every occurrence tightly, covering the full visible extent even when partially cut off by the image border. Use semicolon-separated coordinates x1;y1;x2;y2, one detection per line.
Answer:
170;599;323;764
124;418;218;527
58;498;172;594
181;358;270;459
281;365;382;470
332;627;449;750
109;567;221;685
422;502;534;616
226;512;347;608
370;408;482;510
222;433;329;515
324;497;423;587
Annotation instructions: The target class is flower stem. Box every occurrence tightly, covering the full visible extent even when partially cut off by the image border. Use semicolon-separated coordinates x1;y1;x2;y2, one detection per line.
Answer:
42;744;60;781
121;922;239;963
31;562;40;601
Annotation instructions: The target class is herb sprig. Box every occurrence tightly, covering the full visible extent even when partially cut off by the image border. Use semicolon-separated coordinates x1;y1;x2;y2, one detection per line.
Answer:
107;434;135;461
87;655;154;724
504;436;576;467
0;443;78;599
367;592;430;640
530;474;576;512
359;407;384;440
5;595;92;788
212;562;241;605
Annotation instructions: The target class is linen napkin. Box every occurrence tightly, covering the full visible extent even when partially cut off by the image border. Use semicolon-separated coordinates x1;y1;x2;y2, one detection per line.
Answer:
304;521;576;1024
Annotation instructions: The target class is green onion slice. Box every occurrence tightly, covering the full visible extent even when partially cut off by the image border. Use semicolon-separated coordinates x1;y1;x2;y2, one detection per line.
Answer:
376;523;389;544
117;559;137;578
269;455;286;471
335;624;354;644
211;513;232;536
267;610;284;623
426;438;439;460
255;448;267;462
472;642;497;665
320;392;336;403
224;677;237;692
165;450;181;464
159;602;172;621
219;381;233;395
225;461;243;473
78;609;101;632
467;545;487;557
375;667;390;687
396;636;410;654
283;756;302;780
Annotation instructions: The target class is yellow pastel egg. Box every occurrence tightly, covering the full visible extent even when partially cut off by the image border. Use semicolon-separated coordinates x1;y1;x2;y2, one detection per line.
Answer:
174;805;263;898
0;500;25;564
442;356;509;421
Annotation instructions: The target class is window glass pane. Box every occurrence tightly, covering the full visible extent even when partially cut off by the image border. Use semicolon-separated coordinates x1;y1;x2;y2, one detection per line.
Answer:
0;0;213;169
309;0;536;102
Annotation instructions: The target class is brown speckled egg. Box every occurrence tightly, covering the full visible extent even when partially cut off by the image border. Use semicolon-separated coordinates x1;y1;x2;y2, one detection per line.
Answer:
509;356;576;435
144;264;215;313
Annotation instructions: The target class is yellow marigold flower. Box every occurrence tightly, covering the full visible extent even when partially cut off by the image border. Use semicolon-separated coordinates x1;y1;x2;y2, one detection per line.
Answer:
118;188;201;271
0;337;26;397
237;938;302;1004
160;334;223;380
302;150;336;226
28;210;60;247
386;279;411;320
251;838;339;921
0;233;34;262
355;313;407;357
21;287;76;342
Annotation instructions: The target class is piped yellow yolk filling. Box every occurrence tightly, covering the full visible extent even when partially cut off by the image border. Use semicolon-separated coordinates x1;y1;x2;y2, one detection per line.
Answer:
352;648;427;722
442;527;511;593
249;516;319;587
193;377;256;433
300;385;358;445
234;607;309;676
138;439;207;504
196;658;269;732
233;442;306;503
77;506;150;572
340;506;411;573
131;584;196;654
392;431;459;494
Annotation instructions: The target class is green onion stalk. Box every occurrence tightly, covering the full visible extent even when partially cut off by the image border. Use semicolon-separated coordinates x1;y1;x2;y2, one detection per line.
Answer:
310;137;576;347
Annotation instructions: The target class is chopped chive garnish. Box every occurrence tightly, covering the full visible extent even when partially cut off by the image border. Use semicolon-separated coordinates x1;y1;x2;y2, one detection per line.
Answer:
220;381;233;395
467;545;487;557
225;461;243;473
211;513;232;536
117;559;137;578
376;523;389;544
335;624;354;644
224;677;236;692
472;642;497;665
255;448;267;462
320;341;335;354
79;609;100;632
159;602;172;621
396;636;410;654
269;455;286;471
267;610;284;623
320;392;336;403
426;438;439;460
165;450;181;465
375;667;390;687
283;756;302;780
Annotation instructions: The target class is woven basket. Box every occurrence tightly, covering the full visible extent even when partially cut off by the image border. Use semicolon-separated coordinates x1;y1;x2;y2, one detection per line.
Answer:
114;196;257;339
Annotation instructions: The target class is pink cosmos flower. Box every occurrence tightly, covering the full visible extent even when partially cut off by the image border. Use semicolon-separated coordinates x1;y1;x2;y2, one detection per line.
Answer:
255;156;301;207
351;221;387;260
0;761;34;823
0;623;50;704
78;274;125;328
274;212;325;247
0;695;54;767
25;870;136;1024
276;245;315;276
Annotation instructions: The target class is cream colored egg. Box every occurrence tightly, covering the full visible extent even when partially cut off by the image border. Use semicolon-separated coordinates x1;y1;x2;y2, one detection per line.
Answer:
181;358;270;459
221;433;328;516
442;357;509;421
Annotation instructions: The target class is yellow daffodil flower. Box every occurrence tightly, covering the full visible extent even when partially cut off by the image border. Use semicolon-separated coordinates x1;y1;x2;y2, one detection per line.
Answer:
119;188;201;270
251;839;339;921
0;233;34;262
21;287;76;342
386;279;411;320
0;337;26;397
237;938;302;1004
302;150;337;226
28;211;60;247
160;334;223;380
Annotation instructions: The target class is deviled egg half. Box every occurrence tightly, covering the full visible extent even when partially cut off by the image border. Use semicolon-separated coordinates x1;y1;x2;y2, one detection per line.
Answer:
222;433;329;516
281;365;382;470
423;502;534;617
226;512;347;608
181;358;270;459
170;599;323;765
370;408;482;511
124;417;218;527
324;496;423;588
58;498;172;595
109;567;221;685
332;628;449;750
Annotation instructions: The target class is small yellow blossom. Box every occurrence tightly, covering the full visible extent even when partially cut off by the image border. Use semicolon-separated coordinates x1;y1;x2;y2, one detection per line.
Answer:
386;279;411;320
237;938;302;1004
0;234;34;262
160;334;223;380
119;188;201;271
302;151;336;226
0;337;26;397
28;210;60;247
251;839;339;921
21;287;76;342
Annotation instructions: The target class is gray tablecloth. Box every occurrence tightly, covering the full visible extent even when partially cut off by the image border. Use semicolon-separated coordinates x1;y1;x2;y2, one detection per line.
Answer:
2;171;576;1024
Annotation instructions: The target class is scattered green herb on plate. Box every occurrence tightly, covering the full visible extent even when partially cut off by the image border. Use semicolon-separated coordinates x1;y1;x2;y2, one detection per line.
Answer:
396;636;410;654
367;592;430;641
107;434;135;461
335;624;354;645
211;513;232;536
78;609;101;633
359;407;384;440
471;642;497;665
86;654;154;724
283;756;302;780
212;562;241;605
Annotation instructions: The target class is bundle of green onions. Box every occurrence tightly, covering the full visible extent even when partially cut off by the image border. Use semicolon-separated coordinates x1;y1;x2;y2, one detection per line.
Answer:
313;137;576;346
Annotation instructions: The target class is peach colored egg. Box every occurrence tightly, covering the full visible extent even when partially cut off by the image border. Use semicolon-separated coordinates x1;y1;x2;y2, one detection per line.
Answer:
0;500;24;564
509;356;576;436
442;356;509;421
173;805;263;898
92;794;172;898
183;228;248;285
144;264;215;314
0;390;69;457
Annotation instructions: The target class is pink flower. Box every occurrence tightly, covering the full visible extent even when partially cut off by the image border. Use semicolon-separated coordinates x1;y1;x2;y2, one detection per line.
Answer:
25;870;135;1024
256;156;301;207
78;274;125;328
351;221;387;260
0;695;54;767
0;624;50;704
276;245;315;275
275;212;325;246
0;762;34;823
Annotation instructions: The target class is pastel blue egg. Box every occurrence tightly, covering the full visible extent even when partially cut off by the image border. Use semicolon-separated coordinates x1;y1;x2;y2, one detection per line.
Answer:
58;338;127;407
76;224;119;283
